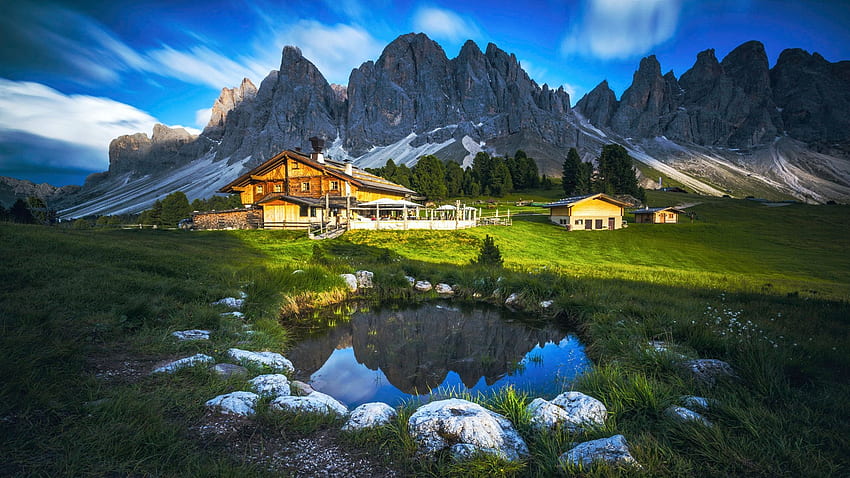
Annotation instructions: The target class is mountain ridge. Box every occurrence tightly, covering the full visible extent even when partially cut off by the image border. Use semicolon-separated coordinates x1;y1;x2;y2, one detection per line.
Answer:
49;34;850;217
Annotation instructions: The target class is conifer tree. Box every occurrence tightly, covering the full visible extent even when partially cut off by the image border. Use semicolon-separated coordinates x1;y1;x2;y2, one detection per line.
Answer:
471;234;503;267
412;154;447;199
562;147;581;196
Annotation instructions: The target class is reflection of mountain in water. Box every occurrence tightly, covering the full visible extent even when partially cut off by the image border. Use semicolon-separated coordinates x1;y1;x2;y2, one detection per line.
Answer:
286;303;564;394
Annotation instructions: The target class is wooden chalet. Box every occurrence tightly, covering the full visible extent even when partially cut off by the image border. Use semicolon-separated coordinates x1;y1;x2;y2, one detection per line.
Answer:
632;206;686;224
541;193;630;231
206;138;415;230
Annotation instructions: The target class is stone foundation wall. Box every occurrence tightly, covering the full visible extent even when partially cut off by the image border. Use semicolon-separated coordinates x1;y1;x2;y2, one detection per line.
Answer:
192;209;263;230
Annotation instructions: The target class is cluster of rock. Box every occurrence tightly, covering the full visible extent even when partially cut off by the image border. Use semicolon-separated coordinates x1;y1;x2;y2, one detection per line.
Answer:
339;270;374;293
576;40;850;149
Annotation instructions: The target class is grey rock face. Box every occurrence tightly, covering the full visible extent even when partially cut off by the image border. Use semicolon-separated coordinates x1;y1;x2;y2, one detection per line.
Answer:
204;77;257;139
771;48;850;144
575;80;617;127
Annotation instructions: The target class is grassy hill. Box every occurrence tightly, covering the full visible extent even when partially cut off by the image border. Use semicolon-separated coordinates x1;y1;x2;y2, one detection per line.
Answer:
1;193;848;476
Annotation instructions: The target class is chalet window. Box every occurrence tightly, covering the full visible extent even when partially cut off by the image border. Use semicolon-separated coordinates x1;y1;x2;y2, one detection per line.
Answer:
310;207;317;218
575;219;583;225
292;162;300;169
330;180;339;191
299;205;308;217
301;181;310;192
595;219;603;229
256;185;263;194
274;184;282;193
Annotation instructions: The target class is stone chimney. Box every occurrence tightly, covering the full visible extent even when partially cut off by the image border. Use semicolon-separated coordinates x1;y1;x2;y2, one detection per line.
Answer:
309;136;325;163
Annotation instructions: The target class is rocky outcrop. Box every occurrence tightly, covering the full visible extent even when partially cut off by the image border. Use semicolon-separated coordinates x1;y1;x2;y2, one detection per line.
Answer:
107;124;202;178
0;176;79;208
204;78;257;139
771;48;850;144
575;80;617;127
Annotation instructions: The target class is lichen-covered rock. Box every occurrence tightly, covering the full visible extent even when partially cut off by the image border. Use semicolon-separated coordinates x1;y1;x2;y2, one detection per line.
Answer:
249;374;291;398
434;283;454;295
151;354;214;374
527;397;572;430
342;402;397;431
414;280;432;292
548;391;608;430
213;297;244;309
340;273;358;292
171;329;211;341
684;359;735;386
270;391;349;417
504;293;520;307
665;406;712;426
404;275;416;286
226;348;294;373
539;300;554;309
408;398;528;462
211;363;249;378
205;391;259;416
355;270;374;288
560;435;639;468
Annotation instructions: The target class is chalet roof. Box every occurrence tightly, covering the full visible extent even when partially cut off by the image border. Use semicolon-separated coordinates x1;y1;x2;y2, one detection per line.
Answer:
256;194;356;208
632;207;686;215
218;149;416;196
541;193;631;209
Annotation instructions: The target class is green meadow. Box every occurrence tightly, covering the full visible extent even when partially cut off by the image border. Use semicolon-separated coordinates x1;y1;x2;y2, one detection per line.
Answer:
1;192;848;476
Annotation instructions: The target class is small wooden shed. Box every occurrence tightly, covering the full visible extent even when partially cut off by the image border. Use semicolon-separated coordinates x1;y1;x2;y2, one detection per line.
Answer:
632;207;686;224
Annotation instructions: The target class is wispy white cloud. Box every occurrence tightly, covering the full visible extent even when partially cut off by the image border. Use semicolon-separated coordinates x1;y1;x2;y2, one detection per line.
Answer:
561;0;682;59
0;79;196;172
146;45;270;90
412;6;482;44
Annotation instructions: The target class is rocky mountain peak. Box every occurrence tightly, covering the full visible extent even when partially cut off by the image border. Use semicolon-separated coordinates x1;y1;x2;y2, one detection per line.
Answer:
204;78;258;134
575;80;617;127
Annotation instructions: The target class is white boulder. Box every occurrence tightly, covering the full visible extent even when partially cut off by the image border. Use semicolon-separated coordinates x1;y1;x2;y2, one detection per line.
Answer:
220;311;245;319
408;398;528;462
171;329;211;341
355;270;374;288
414;280;432;292
339;274;358;292
205;391;259;416
249;374;291;398
527;397;572;430
547;391;607;431
665;406;712;426
560;435;640;468
434;283;454;295
226;348;294;373
404;275;416;286
342;402;397;431
539;300;554;309
213;297;244;309
504;293;520;307
290;380;315;396
151;354;214;374
681;395;713;410
270;391;349;417
684;359;735;386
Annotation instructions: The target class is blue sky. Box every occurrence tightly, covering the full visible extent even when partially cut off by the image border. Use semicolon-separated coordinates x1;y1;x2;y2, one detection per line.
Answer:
2;0;849;186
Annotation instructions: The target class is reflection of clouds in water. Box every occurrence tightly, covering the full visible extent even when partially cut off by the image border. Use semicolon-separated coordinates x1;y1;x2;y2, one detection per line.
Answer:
311;348;388;405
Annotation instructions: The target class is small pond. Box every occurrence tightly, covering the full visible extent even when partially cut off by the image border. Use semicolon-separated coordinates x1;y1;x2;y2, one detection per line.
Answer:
285;303;591;408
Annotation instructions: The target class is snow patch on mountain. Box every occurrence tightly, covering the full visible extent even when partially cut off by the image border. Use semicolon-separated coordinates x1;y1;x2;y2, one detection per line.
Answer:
353;132;455;169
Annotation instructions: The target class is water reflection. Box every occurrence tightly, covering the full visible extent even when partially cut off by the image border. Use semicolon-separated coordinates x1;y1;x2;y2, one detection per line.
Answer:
285;303;590;407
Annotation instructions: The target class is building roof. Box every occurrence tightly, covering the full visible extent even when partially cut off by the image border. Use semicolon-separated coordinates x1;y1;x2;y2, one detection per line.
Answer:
218;149;416;196
541;193;632;209
256;194;356;208
632;206;687;215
